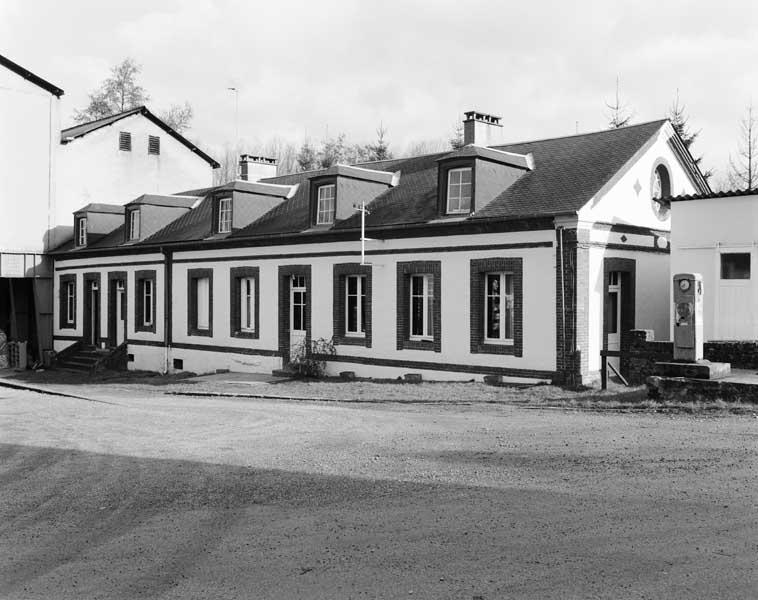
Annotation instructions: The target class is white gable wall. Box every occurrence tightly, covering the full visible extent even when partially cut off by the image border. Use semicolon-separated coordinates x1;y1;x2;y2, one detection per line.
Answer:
578;125;699;230
0;66;60;253
671;194;758;341
58;114;213;226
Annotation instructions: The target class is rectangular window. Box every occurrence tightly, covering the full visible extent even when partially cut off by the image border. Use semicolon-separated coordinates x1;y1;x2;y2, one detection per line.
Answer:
230;267;259;339
345;275;366;335
410;274;434;339
721;253;751;280
316;184;336;225
142;279;154;326
218;197;232;233
66;282;75;324
134;270;156;333
333;264;372;347
59;274;77;329
76;217;87;246
484;272;514;343
446;167;472;214
148;135;160;155
119;131;132;152
128;209;140;240
291;275;307;331
188;269;213;336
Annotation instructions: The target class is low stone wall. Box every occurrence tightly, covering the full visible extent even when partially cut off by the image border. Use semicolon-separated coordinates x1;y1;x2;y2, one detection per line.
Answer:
647;376;758;403
622;331;758;385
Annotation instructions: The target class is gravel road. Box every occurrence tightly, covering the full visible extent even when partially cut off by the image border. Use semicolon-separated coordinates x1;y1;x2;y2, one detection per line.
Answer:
1;386;756;599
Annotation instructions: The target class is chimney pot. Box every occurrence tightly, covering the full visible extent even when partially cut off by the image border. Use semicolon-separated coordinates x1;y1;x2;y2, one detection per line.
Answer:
463;110;504;146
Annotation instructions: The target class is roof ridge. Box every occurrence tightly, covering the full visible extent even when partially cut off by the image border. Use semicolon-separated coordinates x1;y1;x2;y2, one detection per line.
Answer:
493;119;668;149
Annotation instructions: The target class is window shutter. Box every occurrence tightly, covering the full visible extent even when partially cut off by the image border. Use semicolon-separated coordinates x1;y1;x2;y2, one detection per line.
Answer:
119;131;132;151
148;135;160;155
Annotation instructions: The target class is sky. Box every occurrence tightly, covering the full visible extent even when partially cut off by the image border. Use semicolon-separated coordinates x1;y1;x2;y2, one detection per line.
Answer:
3;0;757;184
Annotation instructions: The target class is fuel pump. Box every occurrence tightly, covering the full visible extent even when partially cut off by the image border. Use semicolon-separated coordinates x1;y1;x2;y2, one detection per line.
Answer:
673;273;703;361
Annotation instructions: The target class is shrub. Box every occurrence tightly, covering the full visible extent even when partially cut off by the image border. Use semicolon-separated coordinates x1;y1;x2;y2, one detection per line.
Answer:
290;337;336;378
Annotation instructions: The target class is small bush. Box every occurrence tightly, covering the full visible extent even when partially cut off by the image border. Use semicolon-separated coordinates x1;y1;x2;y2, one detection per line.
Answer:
290;337;336;378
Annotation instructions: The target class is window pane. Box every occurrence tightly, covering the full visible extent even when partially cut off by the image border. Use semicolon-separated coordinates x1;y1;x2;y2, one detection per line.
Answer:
347;275;357;294
411;275;422;296
411;295;423;336
608;291;618;334
721;253;751;279
425;292;434;337
460;168;472;184
360;284;366;333
347;294;358;333
196;278;209;329
487;295;500;338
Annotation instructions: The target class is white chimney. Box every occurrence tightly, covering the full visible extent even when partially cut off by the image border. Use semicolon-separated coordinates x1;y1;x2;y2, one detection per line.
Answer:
239;154;277;181
463;110;505;146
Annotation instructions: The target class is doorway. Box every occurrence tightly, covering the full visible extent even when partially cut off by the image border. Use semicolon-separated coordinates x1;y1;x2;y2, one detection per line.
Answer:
278;266;311;364
603;258;636;379
108;273;127;347
606;271;622;371
83;274;101;347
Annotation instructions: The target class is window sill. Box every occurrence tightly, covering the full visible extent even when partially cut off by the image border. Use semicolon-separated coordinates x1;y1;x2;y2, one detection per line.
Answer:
334;334;370;347
188;328;212;337
471;342;520;356
134;324;156;334
231;330;258;340
402;338;436;352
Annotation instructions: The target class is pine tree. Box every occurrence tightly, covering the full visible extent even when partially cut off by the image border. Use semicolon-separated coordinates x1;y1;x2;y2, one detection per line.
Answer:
296;140;318;172
449;122;465;149
605;75;633;129
366;123;392;161
668;91;711;181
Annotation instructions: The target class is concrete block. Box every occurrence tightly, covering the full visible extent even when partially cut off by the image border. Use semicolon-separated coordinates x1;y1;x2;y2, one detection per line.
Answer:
483;374;503;386
654;360;731;380
339;371;356;380
403;373;422;383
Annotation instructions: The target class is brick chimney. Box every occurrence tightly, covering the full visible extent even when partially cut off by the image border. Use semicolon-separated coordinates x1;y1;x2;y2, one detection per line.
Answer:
463;110;505;146
239;154;277;181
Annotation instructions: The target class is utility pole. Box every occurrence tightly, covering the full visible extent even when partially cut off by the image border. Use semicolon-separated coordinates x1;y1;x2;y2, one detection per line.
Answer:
353;200;373;265
227;87;239;145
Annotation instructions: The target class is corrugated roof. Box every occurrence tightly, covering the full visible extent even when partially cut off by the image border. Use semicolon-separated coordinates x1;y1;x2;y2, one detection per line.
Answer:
61;106;220;168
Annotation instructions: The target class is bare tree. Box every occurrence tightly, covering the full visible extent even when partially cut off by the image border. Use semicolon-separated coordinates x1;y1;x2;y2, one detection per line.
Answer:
74;58;150;123
401;139;449;157
728;103;758;190
605;75;633;129
161;102;194;134
668;90;711;181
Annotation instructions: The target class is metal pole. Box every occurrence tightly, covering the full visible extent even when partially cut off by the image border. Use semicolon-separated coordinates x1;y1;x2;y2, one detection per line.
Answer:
361;200;366;266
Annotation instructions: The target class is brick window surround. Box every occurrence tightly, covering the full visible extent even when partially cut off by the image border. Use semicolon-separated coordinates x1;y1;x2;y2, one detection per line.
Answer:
229;266;260;339
470;257;523;356
278;265;312;361
437;158;475;217
59;274;77;329
396;261;441;352
187;268;213;337
134;270;157;333
332;263;372;347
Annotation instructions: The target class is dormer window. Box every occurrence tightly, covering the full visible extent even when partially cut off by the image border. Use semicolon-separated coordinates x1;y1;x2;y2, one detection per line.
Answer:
128;209;140;240
76;217;87;246
316;184;336;225
217;197;232;233
446;167;472;214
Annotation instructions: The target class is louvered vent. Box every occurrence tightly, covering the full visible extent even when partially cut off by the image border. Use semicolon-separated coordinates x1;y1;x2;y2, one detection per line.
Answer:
148;135;160;155
119;131;132;151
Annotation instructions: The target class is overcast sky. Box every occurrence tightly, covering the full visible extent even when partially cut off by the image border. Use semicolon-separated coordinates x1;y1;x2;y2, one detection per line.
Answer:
3;0;757;184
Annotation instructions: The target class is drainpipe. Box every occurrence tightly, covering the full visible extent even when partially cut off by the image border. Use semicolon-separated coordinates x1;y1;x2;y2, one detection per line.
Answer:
558;226;566;377
161;246;172;374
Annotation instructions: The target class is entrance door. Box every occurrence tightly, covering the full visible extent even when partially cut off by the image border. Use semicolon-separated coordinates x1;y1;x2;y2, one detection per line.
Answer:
85;279;100;347
606;271;622;371
290;275;307;357
116;281;126;344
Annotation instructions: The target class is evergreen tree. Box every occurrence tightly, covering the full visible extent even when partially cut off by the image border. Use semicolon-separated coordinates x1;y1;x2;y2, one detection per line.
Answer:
605;75;633;129
668;91;711;181
366;123;392;161
449;122;465;149
318;134;347;168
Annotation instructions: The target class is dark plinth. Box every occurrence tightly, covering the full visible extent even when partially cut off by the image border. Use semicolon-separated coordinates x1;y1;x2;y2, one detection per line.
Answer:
654;360;731;380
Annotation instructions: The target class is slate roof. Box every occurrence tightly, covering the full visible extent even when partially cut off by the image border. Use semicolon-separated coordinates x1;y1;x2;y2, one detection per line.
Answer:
61;106;221;168
0;53;63;97
669;188;758;203
127;194;200;208
54;119;704;255
74;203;124;214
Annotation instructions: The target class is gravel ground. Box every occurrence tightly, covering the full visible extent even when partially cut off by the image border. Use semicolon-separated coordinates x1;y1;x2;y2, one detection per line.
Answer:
1;385;756;599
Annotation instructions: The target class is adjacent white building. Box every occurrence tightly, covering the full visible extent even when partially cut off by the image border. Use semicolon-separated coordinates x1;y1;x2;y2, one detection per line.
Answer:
58;106;219;222
671;190;758;340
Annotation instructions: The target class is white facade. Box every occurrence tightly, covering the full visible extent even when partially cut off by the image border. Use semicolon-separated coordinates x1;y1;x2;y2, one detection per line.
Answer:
671;192;758;341
58;113;214;223
0;62;61;254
